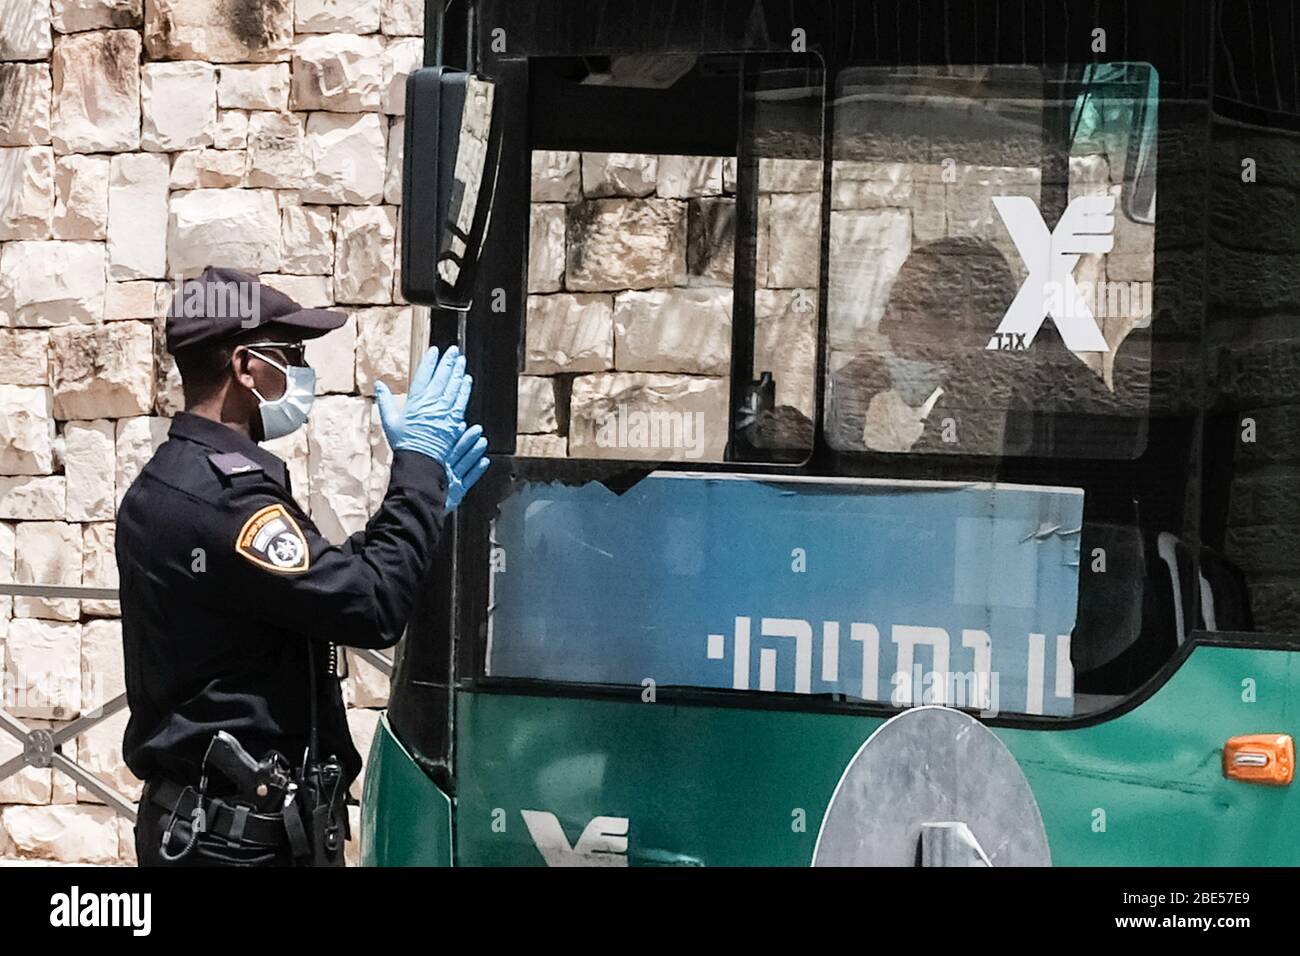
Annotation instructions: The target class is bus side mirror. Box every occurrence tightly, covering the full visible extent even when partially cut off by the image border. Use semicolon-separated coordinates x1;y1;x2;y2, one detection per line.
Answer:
401;67;500;310
1069;63;1157;225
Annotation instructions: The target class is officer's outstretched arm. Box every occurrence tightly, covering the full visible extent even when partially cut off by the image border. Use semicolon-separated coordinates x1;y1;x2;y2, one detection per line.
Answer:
206;346;488;649
212;449;450;650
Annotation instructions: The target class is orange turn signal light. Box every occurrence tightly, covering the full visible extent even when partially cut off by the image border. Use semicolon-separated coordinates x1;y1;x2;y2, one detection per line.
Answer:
1223;734;1294;786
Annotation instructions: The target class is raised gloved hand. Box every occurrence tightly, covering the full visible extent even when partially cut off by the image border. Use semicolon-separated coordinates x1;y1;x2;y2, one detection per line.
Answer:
374;346;471;466
444;423;490;512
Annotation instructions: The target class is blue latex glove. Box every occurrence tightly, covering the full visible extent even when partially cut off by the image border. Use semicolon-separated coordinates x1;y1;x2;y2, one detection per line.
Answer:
374;346;472;465
444;424;491;512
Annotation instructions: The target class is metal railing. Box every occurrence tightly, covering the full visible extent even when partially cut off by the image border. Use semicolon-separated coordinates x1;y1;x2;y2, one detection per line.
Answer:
0;583;392;823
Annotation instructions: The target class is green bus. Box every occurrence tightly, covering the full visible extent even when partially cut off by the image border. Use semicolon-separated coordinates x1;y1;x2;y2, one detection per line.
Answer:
361;0;1300;866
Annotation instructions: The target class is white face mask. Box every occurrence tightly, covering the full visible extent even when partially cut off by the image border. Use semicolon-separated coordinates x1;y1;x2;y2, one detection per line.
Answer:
245;347;317;441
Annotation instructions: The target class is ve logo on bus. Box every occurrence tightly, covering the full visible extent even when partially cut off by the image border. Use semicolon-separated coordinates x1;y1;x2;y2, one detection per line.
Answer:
989;194;1115;353
521;810;630;867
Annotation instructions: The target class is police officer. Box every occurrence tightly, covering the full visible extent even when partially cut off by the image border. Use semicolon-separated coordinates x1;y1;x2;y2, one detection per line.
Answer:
118;266;489;866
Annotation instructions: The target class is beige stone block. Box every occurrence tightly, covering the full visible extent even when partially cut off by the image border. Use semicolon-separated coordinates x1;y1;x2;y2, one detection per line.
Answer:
0;64;52;146
144;0;293;63
0;0;53;60
81;521;119;616
291;34;385;113
107;152;170;280
168;188;282;276
301;318;355;395
911;180;946;242
381;0;422;35
517;376;557;434
213;108;248;149
306;396;372;543
531;150;580;203
0;804;118;863
5;617;80;714
169;148;247;189
515;434;567;458
52;153;109;240
384;117;403;205
827;208;912;351
0;240;106;325
382;37;422;115
0;147;54;240
301;112;387;205
613;288;732;375
114;416;168;507
297;0;380;33
64;420;115;521
105;281;163;322
76;619;138;802
657;155;723;199
258;273;332;308
525;293;614;374
831;161;913;209
77;709;140;803
14;522;81;621
245;110;305;189
528;203;565;293
52;0;143;33
115;815;136;864
759;157;821;193
0;331;50;385
335;205;397;304
216;63;289;111
581;152;657;198
764;192;821;288
50;30;141;153
354;306;411;393
0;386;55;475
569;372;729;461
0;477;66;520
50;322;154;419
565;199;686;291
140;61;216;152
754;288;817;417
686;196;734;287
281;204;334;275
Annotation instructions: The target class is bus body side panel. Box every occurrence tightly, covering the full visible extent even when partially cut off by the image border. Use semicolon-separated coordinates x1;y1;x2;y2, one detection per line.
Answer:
448;643;1298;866
361;714;453;867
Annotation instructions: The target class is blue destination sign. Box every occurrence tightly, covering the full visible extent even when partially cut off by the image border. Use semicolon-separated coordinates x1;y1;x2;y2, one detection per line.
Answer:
488;473;1083;717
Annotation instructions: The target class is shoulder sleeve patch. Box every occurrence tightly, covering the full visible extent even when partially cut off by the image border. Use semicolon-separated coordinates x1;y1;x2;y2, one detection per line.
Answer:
235;503;311;574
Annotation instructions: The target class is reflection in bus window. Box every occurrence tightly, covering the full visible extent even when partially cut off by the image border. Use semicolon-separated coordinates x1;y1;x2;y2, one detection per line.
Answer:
520;149;821;463
825;64;1157;461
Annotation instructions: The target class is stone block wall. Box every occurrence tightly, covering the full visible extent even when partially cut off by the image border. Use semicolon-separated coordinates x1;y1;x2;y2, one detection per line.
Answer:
519;151;822;461
0;0;424;864
519;148;1154;461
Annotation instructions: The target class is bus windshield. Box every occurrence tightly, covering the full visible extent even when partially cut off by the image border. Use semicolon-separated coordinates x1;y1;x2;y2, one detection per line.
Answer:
487;56;1237;721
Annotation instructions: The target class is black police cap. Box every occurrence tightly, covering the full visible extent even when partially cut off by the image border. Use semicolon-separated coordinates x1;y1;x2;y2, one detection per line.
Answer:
166;266;348;355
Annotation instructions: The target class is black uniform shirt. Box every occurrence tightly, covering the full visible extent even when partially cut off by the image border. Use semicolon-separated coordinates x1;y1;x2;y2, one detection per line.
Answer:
116;412;449;788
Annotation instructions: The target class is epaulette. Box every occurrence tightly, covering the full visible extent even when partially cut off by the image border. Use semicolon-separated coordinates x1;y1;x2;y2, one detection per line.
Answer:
207;452;264;485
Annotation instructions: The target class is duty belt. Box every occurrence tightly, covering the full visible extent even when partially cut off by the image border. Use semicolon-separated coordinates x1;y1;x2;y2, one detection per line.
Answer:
150;778;307;854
